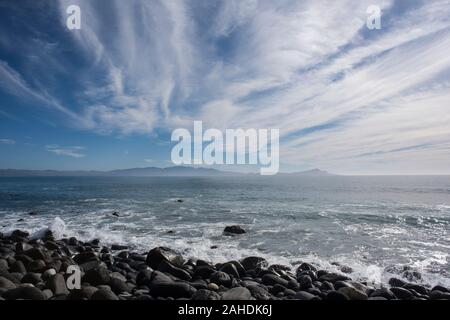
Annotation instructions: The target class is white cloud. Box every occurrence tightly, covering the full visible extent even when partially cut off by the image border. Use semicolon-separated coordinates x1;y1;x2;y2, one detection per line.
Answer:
0;138;15;145
46;145;86;158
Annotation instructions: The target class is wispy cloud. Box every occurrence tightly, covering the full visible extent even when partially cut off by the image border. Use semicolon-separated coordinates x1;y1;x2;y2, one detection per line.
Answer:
46;145;86;158
0;0;449;173
0;138;15;145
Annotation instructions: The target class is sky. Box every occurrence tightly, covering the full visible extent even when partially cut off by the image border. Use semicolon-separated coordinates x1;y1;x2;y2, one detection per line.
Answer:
0;0;449;174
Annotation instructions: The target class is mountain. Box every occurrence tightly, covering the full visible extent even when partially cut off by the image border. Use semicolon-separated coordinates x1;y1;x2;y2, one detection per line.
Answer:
0;167;335;177
0;166;234;177
287;169;335;176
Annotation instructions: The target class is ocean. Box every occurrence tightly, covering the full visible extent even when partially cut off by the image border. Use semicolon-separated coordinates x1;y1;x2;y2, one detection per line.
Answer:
0;175;449;287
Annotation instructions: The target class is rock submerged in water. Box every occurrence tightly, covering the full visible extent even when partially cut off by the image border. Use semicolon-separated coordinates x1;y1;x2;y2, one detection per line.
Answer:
223;225;246;235
0;229;449;301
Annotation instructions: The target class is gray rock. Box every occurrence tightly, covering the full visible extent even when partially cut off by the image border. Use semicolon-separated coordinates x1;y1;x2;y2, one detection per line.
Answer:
261;274;289;287
210;271;232;287
83;267;111;286
146;247;184;269
223;225;246;235
294;291;320;300
0;276;16;290
3;286;46;300
158;260;191;281
319;273;351;283
241;257;268;271
247;284;272;300
192;289;221;300
338;287;368;300
90;289;119;300
370;288;396;300
391;287;414;300
150;282;196;299
326;290;349;301
222;287;252;300
47;273;69;296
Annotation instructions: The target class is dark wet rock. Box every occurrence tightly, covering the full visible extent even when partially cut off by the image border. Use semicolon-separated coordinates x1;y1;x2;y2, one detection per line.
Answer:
219;262;240;278
210;245;218;249
298;275;313;290
241;257;268;271
0;276;16;290
223;225;246;235
91;289;119;300
79;260;103;272
403;283;428;295
42;268;57;281
158;260;191;281
67;286;98;300
296;262;317;273
320;281;335;291
192;289;221;300
210;271;232;287
269;264;291;275
246;284;271;300
136;268;153;286
11;230;30;240
10;260;27;273
47;273;69;296
261;274;289;287
21;273;42;285
27;260;46;272
73;251;98;264
109;278;131;294
83;267;111;286
28;212;38;216
338;287;368;300
390;287;414;300
388;277;407;287
112;212;120;217
370;288;396;300
146;247;184;269
111;244;128;251
222;287;252;300
194;265;216;279
432;285;449;293
319;273;351;283
150;282;196;299
326;290;349;301
24;248;47;261
15;242;33;253
176;199;184;203
3;286;46;300
294;291;320;300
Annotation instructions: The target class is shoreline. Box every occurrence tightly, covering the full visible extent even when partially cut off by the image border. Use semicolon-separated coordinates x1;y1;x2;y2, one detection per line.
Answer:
1;228;449;301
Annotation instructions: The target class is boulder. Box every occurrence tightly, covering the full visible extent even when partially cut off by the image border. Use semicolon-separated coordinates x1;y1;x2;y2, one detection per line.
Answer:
240;257;268;271
150;282;196;299
46;273;69;296
83;267;111;286
146;247;184;269
223;225;246;235
222;287;252;300
210;271;232;287
0;276;16;290
158;260;191;281
338;287;368;300
390;287;414;300
90;289;119;300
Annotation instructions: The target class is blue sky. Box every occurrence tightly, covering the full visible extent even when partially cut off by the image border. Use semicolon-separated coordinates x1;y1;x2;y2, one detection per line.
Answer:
0;0;449;174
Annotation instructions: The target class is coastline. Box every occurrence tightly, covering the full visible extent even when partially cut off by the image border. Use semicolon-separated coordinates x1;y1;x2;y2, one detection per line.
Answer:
1;228;449;301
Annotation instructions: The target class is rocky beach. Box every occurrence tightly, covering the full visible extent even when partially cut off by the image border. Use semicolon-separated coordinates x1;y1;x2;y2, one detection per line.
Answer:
1;227;449;301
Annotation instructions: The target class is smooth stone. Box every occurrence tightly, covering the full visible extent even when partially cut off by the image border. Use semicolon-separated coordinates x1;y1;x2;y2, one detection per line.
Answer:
109;278;131;294
298;275;313;290
192;289;221;300
136;269;153;286
9;260;27;273
222;287;252;300
403;283;428;295
3;286;46;300
158;260;191;281
219;263;241;278
388;277;407;287
150;282;196;299
370;288;396;300
241;257;268;271
90;289;119;300
261;274;289;287
210;271;232;287
146;247;184;269
369;296;388;300
27;260;46;272
326;290;349;301
207;283;219;291
247;285;272;300
319;273;351;283
21;273;42;285
223;225;246;235
391;287;414;300
194;266;216;279
67;286;98;300
42;268;57;281
83;267;111;286
47;273;69;295
294;291;320;301
432;285;449;293
0;276;16;290
338;287;368;300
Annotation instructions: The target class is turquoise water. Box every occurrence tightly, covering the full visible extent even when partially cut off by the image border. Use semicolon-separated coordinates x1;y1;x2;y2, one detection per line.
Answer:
0;176;449;286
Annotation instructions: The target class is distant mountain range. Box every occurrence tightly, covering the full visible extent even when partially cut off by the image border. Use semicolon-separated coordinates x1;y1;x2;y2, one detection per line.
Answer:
0;167;335;177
